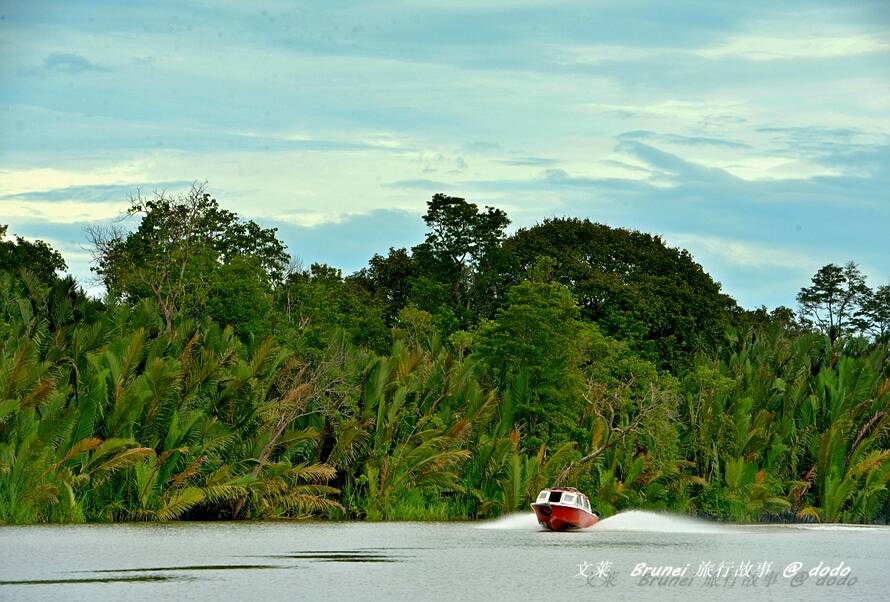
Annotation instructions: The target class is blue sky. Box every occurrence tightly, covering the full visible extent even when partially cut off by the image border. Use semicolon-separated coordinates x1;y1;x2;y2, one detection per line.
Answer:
1;0;888;308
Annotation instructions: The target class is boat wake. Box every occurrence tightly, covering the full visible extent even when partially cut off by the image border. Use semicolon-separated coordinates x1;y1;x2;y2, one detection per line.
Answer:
477;513;541;530
594;510;725;533
477;510;890;533
477;509;726;532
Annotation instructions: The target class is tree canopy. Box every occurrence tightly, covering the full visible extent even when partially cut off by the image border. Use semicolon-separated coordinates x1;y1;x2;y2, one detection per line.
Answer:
501;218;737;367
90;184;288;331
410;194;510;325
796;261;873;342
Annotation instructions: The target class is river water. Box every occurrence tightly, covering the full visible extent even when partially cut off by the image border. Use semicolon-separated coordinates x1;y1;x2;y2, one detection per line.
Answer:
1;511;888;601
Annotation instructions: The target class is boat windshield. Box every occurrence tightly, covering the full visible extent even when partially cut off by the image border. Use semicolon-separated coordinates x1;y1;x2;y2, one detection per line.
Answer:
537;489;593;508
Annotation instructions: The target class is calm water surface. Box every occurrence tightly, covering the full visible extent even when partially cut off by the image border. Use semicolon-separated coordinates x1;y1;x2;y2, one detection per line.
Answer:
1;511;888;601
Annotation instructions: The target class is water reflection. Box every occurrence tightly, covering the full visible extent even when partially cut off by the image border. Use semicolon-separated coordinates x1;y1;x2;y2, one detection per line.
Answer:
1;564;284;587
88;564;281;573
0;575;187;585
265;550;402;563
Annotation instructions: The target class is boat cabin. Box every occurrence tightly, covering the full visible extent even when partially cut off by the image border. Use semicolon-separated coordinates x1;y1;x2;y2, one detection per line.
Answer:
535;488;593;513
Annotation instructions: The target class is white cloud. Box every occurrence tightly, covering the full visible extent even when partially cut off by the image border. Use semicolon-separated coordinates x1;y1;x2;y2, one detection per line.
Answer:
718;157;841;181
0;164;149;197
665;233;817;271
557;22;890;66
550;44;671;65
0;199;128;223
696;32;890;61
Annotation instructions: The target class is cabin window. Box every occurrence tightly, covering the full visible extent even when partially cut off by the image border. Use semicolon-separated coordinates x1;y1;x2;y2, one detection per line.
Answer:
537;491;549;501
549;491;563;503
564;494;576;504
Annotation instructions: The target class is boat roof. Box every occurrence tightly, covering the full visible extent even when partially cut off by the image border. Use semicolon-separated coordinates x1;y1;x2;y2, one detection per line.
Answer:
542;487;583;493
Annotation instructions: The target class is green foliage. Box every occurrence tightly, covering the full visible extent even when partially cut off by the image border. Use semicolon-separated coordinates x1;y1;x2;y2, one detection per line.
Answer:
277;263;389;356
0;278;338;523
474;279;589;444
681;326;890;522
205;256;273;338
349;248;416;324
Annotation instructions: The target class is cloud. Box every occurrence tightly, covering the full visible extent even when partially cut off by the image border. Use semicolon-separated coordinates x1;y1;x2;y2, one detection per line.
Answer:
42;52;105;72
386;178;455;190
0;181;193;203
618;130;750;149
616;141;739;184
665;233;817;270
696;32;890;61
555;23;890;67
755;126;890;173
0;103;415;155
497;157;559;167
463;141;501;152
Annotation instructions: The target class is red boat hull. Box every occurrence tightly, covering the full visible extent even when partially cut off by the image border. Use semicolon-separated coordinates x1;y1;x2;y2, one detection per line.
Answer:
532;503;598;531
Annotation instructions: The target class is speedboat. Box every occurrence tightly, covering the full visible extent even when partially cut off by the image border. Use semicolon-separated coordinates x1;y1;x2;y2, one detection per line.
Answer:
531;487;598;531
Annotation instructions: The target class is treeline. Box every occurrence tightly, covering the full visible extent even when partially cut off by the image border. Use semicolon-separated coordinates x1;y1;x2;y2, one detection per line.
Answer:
0;186;888;524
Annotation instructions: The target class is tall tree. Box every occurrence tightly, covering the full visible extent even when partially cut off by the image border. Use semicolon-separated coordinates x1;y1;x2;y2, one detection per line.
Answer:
411;194;510;321
474;278;590;445
89;183;288;331
797;262;872;342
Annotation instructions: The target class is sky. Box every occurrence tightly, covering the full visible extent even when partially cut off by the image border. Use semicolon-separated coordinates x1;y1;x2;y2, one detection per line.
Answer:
0;0;888;309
